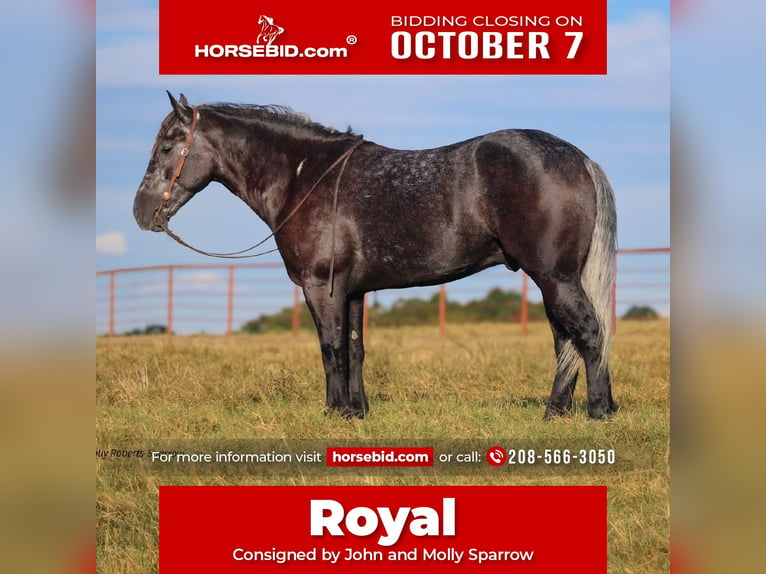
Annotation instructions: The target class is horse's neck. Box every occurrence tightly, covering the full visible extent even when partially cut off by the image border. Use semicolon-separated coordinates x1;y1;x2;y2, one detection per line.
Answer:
210;119;339;230
207;126;280;228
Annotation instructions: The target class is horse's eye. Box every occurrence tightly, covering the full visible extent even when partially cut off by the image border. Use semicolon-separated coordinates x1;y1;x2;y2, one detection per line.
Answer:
160;146;172;154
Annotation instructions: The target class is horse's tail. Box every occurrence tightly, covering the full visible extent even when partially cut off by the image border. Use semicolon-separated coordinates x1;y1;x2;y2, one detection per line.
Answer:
560;158;617;380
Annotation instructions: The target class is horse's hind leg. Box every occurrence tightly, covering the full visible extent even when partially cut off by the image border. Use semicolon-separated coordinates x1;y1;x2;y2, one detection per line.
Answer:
544;313;579;417
538;277;617;419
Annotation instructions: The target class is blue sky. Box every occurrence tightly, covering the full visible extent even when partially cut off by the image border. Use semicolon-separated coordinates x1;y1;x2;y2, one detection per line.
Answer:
96;1;670;329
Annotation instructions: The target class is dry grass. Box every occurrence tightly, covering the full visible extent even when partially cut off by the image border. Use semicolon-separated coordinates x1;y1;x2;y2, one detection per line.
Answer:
97;320;669;573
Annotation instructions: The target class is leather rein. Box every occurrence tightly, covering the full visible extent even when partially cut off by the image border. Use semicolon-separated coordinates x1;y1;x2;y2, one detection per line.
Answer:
153;107;365;274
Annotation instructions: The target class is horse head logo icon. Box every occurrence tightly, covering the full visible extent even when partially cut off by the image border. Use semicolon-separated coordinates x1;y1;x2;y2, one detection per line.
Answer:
257;15;285;46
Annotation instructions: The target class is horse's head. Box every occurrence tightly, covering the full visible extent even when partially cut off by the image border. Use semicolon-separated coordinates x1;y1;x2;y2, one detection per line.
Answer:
133;92;217;231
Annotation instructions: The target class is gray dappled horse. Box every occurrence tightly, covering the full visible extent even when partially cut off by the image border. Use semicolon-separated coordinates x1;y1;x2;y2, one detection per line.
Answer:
134;93;618;419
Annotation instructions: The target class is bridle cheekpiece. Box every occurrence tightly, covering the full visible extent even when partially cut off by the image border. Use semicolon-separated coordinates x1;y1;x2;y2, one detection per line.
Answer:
154;107;200;225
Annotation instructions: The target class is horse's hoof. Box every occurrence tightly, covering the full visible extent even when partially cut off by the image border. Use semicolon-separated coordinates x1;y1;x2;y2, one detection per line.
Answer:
543;404;572;419
587;403;619;420
347;406;368;419
325;405;367;419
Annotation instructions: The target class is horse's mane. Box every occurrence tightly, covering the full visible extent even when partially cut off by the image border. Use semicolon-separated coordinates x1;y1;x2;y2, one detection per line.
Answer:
200;102;360;139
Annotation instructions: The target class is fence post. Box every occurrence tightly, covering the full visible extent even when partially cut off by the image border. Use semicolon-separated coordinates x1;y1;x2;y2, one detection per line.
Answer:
292;285;300;337
108;270;115;338
439;284;447;338
227;265;235;335
167;266;174;336
521;272;528;336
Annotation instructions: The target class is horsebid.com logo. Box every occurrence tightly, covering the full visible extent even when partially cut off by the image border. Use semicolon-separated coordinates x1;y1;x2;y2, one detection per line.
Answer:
256;15;284;46
194;14;352;59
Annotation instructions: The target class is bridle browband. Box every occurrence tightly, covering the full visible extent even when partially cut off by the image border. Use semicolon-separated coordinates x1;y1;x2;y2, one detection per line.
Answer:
152;106;364;292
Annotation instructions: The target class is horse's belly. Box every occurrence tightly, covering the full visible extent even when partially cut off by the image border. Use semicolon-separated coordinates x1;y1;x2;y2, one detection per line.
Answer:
356;238;505;291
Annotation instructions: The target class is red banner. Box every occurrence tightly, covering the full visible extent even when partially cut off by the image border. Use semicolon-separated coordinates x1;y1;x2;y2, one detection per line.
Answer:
159;486;606;572
159;0;606;75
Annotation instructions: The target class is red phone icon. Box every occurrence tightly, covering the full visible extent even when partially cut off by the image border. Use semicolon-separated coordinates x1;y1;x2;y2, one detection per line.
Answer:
486;447;506;466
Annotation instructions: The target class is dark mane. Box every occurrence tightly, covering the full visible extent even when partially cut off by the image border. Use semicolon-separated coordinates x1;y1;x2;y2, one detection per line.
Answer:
200;102;360;139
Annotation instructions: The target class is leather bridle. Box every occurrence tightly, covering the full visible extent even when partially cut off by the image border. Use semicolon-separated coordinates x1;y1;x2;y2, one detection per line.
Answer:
151;106;364;292
153;107;199;228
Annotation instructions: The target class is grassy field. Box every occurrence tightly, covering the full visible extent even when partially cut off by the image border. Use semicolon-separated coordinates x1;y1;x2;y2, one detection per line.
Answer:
96;320;669;573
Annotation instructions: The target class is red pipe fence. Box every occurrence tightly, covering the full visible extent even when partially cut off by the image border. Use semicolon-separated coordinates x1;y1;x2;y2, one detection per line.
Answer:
96;247;669;337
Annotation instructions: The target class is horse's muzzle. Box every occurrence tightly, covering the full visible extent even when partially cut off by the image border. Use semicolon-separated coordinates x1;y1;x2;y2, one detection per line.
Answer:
133;195;165;232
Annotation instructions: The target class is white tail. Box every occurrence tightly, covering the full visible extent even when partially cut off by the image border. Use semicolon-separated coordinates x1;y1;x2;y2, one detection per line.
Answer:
558;158;617;380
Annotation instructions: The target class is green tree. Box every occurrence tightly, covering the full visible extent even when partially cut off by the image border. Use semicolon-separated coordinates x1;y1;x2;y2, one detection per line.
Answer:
241;287;547;334
622;305;659;320
122;324;168;336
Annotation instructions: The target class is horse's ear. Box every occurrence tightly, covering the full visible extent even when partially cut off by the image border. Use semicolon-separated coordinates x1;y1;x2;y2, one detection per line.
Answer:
166;91;192;122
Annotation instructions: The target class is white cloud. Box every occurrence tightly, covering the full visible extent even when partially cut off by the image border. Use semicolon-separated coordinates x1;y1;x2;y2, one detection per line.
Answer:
96;231;127;255
130;270;226;297
178;271;225;291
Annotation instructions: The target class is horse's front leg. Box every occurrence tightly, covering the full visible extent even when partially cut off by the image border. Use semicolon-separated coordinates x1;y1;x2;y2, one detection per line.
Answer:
348;294;369;416
303;284;355;417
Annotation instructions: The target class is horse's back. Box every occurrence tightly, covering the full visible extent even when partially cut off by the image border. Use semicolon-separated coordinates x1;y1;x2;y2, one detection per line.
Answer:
334;129;599;290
